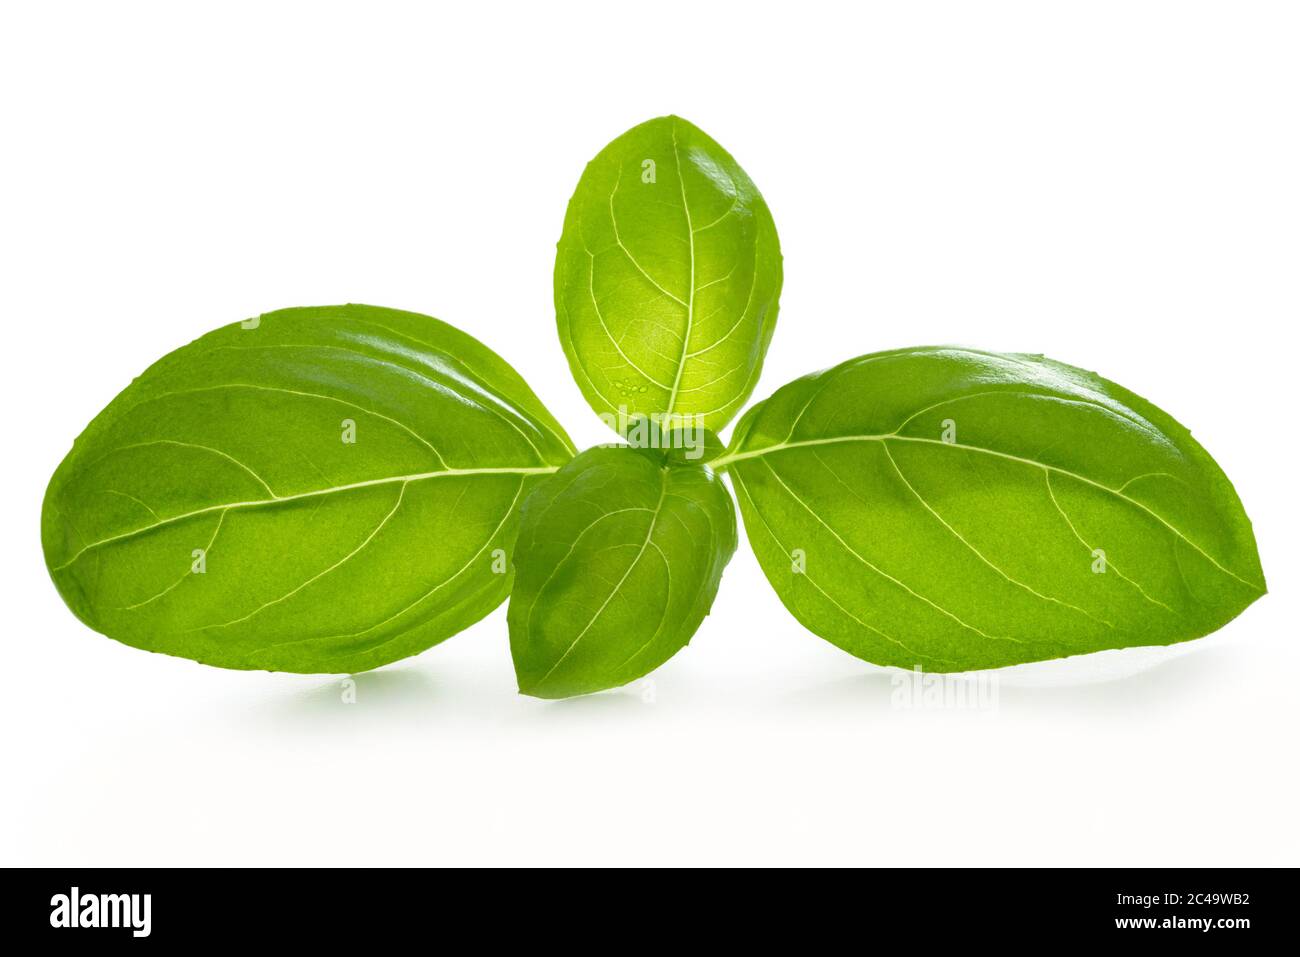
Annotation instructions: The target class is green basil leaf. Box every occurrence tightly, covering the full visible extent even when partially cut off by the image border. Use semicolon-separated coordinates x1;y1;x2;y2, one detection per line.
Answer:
716;346;1265;671
42;304;575;673
555;115;782;433
508;446;737;698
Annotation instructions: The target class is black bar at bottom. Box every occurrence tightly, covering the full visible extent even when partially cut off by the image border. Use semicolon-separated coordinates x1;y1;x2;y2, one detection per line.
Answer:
0;867;1288;944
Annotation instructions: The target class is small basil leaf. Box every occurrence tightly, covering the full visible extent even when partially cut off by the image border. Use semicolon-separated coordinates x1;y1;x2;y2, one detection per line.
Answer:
555;115;783;433
42;304;575;673
716;346;1265;671
508;446;737;698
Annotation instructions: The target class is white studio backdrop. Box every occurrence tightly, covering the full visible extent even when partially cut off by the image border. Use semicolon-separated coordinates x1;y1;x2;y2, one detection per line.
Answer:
1;1;1296;866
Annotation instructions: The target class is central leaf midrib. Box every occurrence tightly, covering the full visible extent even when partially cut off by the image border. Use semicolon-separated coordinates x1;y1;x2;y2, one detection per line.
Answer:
53;464;559;570
718;432;1261;591
665;121;696;417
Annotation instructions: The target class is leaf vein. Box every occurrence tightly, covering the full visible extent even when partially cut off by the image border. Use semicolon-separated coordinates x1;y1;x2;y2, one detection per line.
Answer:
760;459;1023;644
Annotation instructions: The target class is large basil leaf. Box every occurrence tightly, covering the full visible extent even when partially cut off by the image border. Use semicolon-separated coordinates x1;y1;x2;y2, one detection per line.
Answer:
42;304;575;673
716;347;1265;671
508;446;737;698
555;115;782;433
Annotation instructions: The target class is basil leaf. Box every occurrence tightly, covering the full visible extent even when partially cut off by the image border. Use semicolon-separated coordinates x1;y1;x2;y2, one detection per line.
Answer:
42;304;575;673
508;446;737;698
555;115;782;433
716;347;1265;670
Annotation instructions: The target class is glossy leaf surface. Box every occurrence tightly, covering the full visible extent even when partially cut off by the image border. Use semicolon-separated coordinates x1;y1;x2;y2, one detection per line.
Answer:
718;347;1265;671
555;115;782;432
42;304;574;673
509;446;737;698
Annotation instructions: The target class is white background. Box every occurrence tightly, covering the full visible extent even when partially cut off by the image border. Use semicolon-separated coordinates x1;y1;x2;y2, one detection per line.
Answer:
2;1;1296;866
